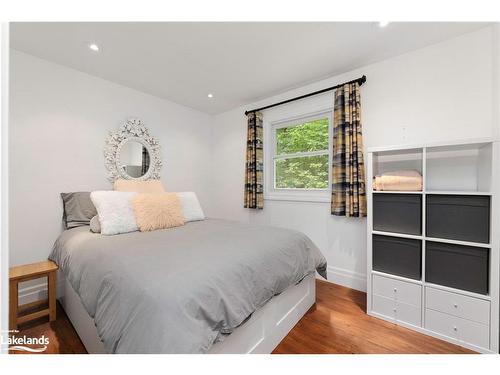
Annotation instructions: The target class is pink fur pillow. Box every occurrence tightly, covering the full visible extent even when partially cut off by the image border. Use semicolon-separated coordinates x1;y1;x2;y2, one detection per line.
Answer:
114;179;165;193
131;193;185;232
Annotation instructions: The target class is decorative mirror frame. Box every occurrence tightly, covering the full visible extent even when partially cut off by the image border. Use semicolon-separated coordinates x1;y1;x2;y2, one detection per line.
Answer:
104;118;162;182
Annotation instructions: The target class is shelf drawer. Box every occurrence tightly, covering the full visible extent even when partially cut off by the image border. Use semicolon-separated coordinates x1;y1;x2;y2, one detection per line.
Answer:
426;241;489;295
425;287;490;325
425;309;489;349
373;295;421;327
373;235;422;280
426;194;490;243
372;274;421;306
373;193;422;235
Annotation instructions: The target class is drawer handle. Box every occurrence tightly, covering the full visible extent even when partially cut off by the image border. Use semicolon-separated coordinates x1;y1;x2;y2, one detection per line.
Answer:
453;326;458;331
453;304;458;308
393;308;397;312
393;288;397;293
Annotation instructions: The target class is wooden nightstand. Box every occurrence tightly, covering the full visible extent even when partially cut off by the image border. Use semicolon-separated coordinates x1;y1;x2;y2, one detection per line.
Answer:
9;260;59;330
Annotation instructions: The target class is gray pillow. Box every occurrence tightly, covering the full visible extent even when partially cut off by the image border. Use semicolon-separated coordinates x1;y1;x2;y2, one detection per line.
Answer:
61;192;97;229
89;215;101;233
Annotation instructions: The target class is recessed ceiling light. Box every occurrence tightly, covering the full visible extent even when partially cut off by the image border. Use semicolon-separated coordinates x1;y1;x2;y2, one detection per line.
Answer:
207;93;214;98
378;21;390;28
88;43;100;52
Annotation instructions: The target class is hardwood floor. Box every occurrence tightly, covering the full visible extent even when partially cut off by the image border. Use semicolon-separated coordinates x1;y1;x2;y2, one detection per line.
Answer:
10;280;474;354
9;302;87;354
273;280;473;354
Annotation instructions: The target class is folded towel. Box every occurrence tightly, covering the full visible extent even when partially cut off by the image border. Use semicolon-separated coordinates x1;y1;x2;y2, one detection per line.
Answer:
373;170;422;191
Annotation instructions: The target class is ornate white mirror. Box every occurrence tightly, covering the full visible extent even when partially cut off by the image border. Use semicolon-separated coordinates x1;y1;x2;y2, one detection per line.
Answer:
118;138;151;178
104;118;162;182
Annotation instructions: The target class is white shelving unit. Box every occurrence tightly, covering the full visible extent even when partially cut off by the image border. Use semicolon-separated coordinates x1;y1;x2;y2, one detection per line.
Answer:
366;139;499;354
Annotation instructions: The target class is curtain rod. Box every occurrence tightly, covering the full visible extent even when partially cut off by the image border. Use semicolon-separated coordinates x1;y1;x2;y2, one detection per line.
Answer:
244;75;366;116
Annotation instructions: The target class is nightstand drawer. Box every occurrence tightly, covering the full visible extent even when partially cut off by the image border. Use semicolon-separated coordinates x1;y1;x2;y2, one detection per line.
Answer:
425;287;490;324
373;294;421;327
372;274;421;306
425;309;489;349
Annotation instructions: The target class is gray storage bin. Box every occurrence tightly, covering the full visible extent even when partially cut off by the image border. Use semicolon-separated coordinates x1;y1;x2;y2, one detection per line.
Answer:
373;194;422;235
426;241;489;295
426;195;490;243
373;234;422;280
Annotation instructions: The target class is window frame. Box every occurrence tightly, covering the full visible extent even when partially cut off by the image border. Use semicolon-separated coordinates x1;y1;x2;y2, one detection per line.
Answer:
265;110;332;203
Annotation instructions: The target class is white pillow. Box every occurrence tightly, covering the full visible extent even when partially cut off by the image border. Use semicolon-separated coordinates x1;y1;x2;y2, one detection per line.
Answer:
176;192;205;222
90;191;138;235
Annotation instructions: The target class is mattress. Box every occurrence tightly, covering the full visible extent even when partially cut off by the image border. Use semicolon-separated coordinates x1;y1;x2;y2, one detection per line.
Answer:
49;218;327;353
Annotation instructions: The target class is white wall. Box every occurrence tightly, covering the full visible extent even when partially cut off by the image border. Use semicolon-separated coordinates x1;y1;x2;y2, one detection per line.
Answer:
9;50;213;271
1;23;10;353
495;24;500;139
211;26;498;291
8;26;499;300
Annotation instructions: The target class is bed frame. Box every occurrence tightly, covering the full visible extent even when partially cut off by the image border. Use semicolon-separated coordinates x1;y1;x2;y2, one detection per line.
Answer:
59;273;316;354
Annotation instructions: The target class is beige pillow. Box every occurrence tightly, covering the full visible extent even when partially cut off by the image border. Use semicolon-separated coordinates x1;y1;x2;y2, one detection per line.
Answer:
114;179;165;193
132;193;185;232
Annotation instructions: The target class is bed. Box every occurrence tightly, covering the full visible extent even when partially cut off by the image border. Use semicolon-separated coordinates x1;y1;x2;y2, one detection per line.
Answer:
49;218;327;354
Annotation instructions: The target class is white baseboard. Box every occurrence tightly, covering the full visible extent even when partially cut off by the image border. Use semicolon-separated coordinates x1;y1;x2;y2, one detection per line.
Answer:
18;282;47;305
18;279;64;306
326;266;367;292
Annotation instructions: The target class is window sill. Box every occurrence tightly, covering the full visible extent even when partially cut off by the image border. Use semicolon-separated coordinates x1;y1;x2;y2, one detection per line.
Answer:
264;193;331;203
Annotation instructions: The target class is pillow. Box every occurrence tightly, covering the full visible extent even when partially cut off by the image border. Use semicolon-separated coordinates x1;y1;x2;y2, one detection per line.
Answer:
89;215;101;233
176;192;205;222
114;179;165;193
90;191;138;235
61;192;97;229
131;193;185;232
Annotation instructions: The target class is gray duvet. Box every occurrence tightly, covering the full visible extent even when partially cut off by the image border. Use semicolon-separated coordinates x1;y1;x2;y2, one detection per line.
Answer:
49;219;327;353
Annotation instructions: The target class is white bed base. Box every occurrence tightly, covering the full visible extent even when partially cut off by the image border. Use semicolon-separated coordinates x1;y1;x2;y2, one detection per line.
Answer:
59;274;316;354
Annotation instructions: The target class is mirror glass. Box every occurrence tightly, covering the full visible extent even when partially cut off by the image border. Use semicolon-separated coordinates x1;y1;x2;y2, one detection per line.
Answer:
119;140;150;178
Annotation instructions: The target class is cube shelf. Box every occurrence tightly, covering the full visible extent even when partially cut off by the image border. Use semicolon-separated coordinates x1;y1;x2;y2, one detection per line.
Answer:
367;139;499;353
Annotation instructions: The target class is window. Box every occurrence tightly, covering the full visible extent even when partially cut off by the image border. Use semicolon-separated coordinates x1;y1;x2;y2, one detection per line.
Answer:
268;112;331;201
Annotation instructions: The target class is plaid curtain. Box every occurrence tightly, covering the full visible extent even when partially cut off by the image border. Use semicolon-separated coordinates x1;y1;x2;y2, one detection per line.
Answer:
244;111;264;209
331;82;366;217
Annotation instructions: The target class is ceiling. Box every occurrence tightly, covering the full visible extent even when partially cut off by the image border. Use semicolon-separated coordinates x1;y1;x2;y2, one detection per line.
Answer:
10;22;490;114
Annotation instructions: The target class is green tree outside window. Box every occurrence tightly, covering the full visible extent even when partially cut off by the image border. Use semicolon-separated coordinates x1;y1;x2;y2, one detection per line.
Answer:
275;118;329;189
